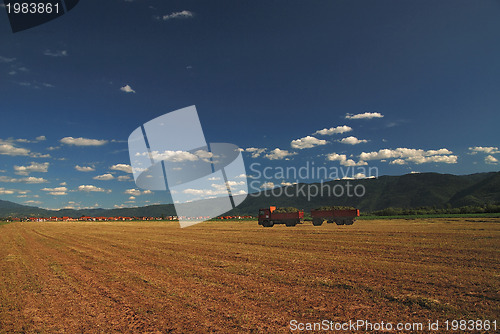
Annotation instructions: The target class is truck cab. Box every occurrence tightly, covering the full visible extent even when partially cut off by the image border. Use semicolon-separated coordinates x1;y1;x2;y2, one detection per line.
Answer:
258;206;276;226
258;206;303;227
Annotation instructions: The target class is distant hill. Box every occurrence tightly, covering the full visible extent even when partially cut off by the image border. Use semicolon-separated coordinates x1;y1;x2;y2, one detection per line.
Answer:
0;199;52;218
227;171;500;214
0;172;499;218
448;172;500;206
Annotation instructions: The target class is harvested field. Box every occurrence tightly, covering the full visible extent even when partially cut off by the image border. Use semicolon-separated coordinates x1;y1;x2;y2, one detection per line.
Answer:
0;218;498;333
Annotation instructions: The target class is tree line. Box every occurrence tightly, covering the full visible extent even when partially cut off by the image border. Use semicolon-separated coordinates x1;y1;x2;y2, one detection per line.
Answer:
370;203;500;216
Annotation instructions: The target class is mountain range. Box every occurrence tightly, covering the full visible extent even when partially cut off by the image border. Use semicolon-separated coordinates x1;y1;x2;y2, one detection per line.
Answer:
0;171;499;218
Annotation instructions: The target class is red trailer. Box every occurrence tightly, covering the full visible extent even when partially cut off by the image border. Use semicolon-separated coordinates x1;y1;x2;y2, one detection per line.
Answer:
310;208;360;226
258;206;304;227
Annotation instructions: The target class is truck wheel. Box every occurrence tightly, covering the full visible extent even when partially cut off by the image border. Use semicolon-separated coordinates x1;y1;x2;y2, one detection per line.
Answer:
312;218;323;226
262;220;269;227
268;221;274;227
335;220;345;225
345;219;354;225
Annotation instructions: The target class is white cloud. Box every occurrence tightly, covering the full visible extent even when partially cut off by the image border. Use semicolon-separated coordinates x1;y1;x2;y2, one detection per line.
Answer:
0;176;47;183
469;146;499;155
314;125;352;136
194;149;214;162
264;148;297;160
6;65;27;76
260;182;275;189
340;173;375;180
326;153;347;162
31;152;51;158
41;187;68;196
16;81;54;89
235;173;254;179
93;173;114;181
0;141;31;156
0;188;29;195
0;56;16;62
75;165;95;172
338;136;368;145
345;112;384;119
43;50;68;57
291;136;327;149
125;189;142;196
244;147;267;158
343;159;367;166
117;175;131;181
158;10;194;20
136;149;215;163
124;189;152;196
326;153;367;166
60;137;108;146
0;139;52;158
14;162;49;175
425;149;453;155
110;164;133;173
78;185;110;193
179;181;245;200
120;84;136;93
390;159;407;165
36;136;46;141
148;150;198;162
183;188;225;197
280;181;294;187
359;147;457;164
226;181;245;187
25;200;42;205
485;155;498;164
406;155;458;164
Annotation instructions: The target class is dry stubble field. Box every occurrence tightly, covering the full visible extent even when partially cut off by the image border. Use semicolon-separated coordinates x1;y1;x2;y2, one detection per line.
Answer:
0;218;498;333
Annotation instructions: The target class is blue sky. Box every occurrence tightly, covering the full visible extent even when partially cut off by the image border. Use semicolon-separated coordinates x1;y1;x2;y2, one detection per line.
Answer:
0;0;499;210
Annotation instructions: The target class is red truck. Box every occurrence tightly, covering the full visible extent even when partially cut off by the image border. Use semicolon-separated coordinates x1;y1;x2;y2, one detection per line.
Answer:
310;208;360;226
258;206;304;227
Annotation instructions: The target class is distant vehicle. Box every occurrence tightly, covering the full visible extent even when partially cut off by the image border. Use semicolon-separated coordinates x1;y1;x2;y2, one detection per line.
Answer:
258;206;304;227
258;206;359;227
310;208;359;226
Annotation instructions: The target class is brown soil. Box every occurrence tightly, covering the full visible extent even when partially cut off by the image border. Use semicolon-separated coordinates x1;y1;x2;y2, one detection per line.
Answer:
0;218;498;333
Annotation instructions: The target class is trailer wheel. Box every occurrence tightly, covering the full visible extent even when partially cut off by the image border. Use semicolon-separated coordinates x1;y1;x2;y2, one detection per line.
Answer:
344;219;354;225
335;220;345;225
312;218;323;226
